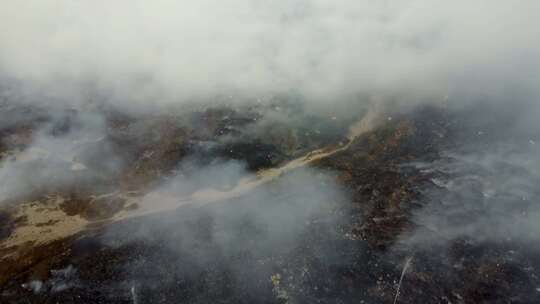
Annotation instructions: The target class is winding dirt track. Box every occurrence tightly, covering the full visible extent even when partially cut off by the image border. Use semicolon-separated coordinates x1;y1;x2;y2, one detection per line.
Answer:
113;108;380;221
0;110;380;256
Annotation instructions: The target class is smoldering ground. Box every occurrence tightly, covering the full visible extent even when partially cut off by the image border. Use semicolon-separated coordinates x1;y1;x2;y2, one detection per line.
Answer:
59;165;351;303
4;102;540;303
383;105;540;303
394;103;540;247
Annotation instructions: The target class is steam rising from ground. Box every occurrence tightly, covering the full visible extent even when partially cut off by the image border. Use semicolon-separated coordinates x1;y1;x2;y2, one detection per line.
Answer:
1;1;539;108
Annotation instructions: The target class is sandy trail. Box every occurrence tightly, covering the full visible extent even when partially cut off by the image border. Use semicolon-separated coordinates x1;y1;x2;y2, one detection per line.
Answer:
113;108;381;221
0;110;380;256
113;144;348;221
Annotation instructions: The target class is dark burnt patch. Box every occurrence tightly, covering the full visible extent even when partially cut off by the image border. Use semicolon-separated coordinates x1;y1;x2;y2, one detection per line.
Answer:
0;211;16;241
2;104;540;303
0;235;79;288
60;194;126;221
315;106;447;249
211;141;286;171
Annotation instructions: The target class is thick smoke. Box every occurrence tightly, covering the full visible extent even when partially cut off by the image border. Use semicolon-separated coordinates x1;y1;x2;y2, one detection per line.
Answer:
99;165;350;301
2;0;539;247
1;2;540;302
403;138;540;247
1;1;539;109
0;108;122;204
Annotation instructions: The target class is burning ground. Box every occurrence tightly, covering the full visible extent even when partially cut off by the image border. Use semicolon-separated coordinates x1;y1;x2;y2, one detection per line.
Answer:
1;100;539;304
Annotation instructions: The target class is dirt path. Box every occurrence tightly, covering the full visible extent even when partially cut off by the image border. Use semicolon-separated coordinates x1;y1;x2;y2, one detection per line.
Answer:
0;109;381;258
113;107;381;221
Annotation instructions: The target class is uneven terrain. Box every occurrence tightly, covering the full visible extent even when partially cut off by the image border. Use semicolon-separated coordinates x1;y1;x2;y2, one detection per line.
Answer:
1;102;539;303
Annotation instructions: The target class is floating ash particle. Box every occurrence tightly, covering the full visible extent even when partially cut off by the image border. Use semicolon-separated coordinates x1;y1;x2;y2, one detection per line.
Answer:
49;265;78;293
71;162;87;171
131;285;138;304
22;280;43;294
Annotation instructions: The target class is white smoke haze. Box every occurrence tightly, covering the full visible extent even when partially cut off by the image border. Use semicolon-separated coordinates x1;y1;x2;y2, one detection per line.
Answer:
0;110;121;204
401;140;540;248
155;159;250;197
1;1;539;109
1;0;539;250
101;164;349;274
2;2;540;301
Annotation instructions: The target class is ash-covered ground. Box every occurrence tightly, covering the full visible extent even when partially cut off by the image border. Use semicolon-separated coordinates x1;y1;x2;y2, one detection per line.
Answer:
1;100;539;304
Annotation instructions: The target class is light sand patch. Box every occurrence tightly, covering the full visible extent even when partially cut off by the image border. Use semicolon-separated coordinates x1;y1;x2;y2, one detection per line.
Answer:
0;196;88;256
